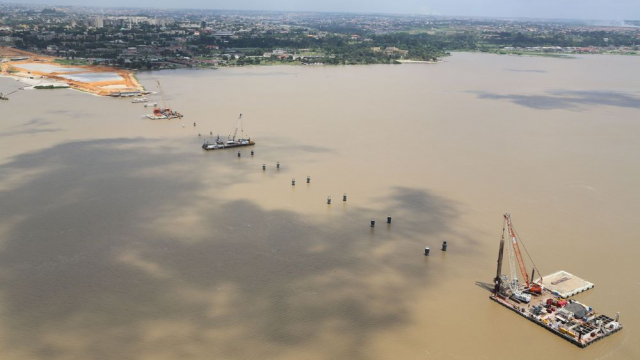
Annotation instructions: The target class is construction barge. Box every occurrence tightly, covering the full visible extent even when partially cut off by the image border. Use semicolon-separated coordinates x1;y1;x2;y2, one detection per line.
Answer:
146;108;183;120
203;113;255;151
202;139;255;150
144;80;183;120
490;214;623;348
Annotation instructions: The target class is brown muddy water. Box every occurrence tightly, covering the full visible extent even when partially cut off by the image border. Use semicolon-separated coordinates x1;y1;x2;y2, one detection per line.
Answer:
0;52;639;360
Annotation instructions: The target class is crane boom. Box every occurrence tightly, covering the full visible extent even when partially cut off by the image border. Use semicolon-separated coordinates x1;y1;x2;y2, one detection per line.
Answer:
156;80;170;110
494;238;505;294
229;114;242;141
504;213;530;288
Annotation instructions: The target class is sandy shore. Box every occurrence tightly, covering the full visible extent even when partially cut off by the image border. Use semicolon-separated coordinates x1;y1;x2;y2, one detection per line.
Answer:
0;47;143;96
0;72;68;87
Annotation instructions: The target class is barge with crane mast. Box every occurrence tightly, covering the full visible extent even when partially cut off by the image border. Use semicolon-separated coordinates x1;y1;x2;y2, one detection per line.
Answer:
489;213;623;348
202;113;255;150
145;80;183;120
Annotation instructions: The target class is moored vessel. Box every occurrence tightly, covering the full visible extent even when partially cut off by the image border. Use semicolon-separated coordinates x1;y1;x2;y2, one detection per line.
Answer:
489;213;623;348
146;108;183;120
202;113;255;150
144;80;183;120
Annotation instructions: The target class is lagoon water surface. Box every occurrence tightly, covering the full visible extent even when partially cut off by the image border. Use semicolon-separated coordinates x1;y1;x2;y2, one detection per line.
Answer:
0;53;639;360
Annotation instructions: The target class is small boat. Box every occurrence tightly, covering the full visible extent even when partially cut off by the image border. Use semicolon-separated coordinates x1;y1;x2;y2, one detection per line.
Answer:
132;98;148;103
0;93;8;101
143;102;158;107
202;114;255;150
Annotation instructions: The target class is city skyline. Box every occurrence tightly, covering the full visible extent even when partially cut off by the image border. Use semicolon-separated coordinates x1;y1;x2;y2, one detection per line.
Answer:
6;0;640;21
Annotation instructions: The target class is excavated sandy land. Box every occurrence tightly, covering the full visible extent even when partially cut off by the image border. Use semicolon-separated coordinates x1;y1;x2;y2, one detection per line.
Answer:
0;47;143;96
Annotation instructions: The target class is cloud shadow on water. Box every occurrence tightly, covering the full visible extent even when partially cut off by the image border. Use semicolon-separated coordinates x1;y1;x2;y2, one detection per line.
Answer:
470;89;640;110
0;118;61;138
0;138;471;360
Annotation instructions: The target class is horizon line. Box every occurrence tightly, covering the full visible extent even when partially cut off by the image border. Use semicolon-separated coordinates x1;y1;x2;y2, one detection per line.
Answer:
2;2;640;23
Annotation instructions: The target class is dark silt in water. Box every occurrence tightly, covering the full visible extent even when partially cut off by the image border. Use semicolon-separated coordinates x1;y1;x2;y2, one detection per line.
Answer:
0;53;639;359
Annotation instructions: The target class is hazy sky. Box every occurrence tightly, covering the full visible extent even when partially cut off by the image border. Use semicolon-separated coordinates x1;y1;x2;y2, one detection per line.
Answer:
12;0;640;20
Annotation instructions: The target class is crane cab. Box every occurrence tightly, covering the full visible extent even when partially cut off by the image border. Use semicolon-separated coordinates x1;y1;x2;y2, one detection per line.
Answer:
529;283;543;294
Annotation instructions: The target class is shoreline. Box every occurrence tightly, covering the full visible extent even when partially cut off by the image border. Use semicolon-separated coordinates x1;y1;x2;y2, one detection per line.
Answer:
396;59;442;64
7;49;637;99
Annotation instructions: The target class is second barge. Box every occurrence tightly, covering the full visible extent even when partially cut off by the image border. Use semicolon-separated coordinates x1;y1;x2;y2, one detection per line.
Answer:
202;138;255;150
203;113;255;151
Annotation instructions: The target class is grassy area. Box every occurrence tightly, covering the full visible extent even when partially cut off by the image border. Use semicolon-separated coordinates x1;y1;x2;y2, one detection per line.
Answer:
601;51;640;56
54;58;90;66
494;51;573;58
34;85;68;89
475;47;574;59
297;51;324;56
263;60;304;66
231;59;305;66
402;28;436;35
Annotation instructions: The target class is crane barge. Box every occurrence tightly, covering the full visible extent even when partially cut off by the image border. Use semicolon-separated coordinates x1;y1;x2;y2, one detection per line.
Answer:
202;113;255;150
490;214;623;348
145;80;183;120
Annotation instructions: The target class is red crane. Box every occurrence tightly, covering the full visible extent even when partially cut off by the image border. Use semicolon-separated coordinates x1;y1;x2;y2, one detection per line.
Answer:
504;213;542;294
